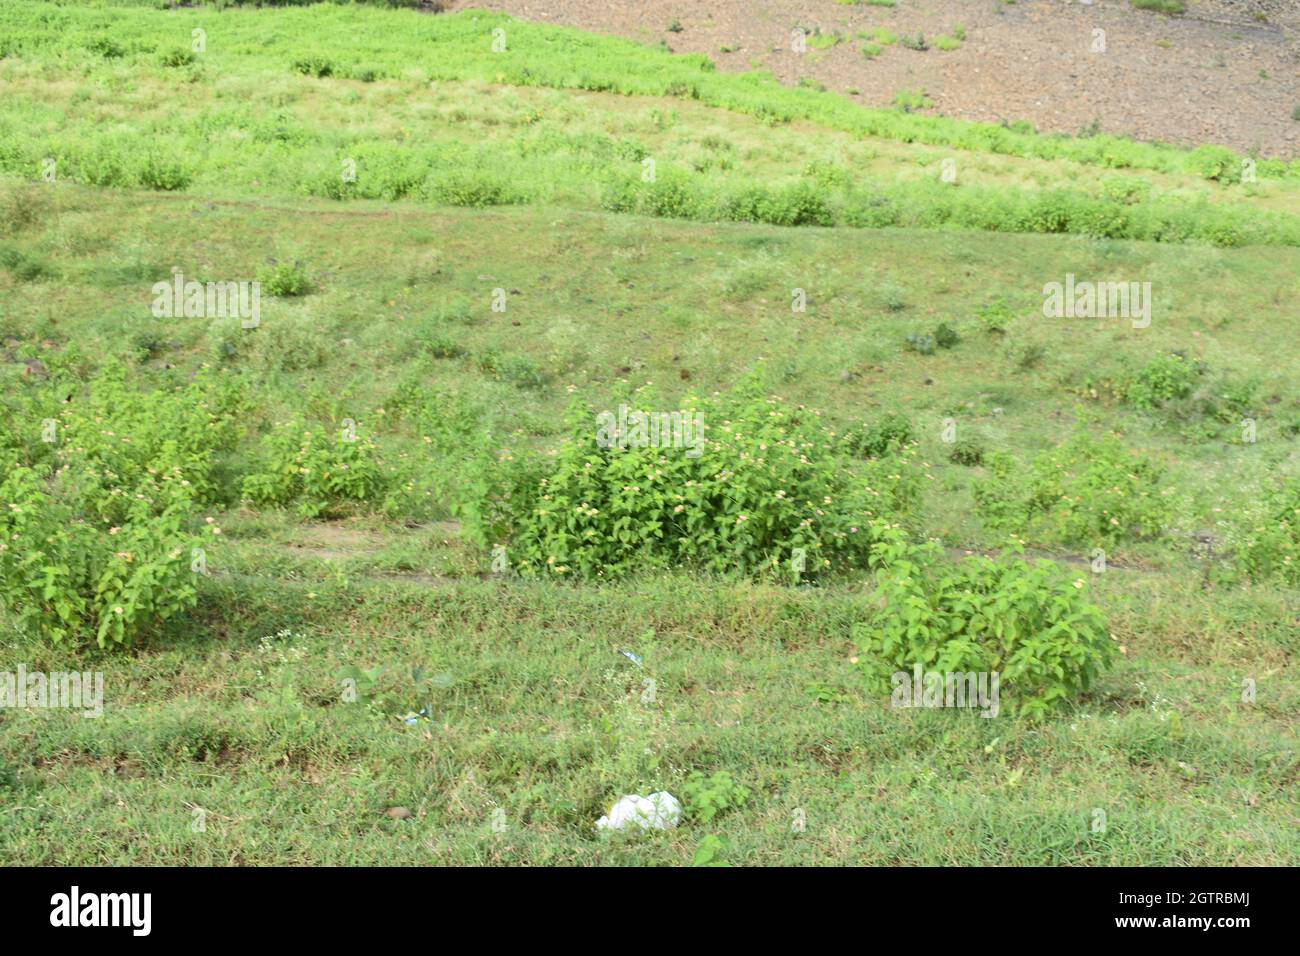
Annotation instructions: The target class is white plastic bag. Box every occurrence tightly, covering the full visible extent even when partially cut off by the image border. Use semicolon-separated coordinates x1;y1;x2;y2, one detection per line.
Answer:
595;792;681;832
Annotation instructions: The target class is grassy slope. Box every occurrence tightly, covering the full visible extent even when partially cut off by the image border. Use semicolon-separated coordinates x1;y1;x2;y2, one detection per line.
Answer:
0;2;1297;865
2;2;1299;247
2;188;1297;865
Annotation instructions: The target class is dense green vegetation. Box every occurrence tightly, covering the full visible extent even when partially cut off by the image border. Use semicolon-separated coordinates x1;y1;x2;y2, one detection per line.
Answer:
0;2;1296;866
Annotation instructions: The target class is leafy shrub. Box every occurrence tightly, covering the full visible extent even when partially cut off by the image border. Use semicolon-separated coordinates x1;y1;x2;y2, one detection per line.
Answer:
1201;375;1259;424
242;419;390;518
1233;478;1300;585
159;48;196;68
52;361;246;509
1120;352;1203;410
974;427;1170;546
476;374;923;579
291;56;334;78
1098;175;1153;205
0;466;202;647
749;181;834;226
975;298;1014;334
692;834;732;867
853;542;1116;718
390;381;492;522
893;88;932;111
1187;144;1240;183
681;771;750;823
422;331;464;359
137;153;192;191
948;434;985;467
257;259;311;297
428;171;526;207
880;281;908;311
905;332;936;355
933;321;961;350
0;364;243;646
906;322;958;354
476;348;548;390
640;172;708;219
1011;341;1047;371
254;315;330;372
85;38;125;59
841;412;914;458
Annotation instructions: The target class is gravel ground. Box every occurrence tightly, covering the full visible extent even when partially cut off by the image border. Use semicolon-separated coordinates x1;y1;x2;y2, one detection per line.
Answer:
451;0;1300;157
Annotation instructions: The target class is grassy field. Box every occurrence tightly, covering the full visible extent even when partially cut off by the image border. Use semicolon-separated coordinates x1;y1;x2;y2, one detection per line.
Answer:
0;2;1297;866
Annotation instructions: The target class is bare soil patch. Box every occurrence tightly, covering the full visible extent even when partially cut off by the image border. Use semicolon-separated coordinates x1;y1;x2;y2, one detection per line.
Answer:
454;0;1299;156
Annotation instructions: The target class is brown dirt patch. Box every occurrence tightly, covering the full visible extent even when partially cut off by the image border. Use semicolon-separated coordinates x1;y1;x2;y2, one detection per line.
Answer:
453;0;1299;156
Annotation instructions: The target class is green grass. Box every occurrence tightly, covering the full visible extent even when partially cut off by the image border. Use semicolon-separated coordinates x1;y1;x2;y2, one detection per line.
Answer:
1132;0;1187;14
0;0;1297;866
3;204;1296;860
0;3;1294;246
3;563;1295;865
0;1;1293;184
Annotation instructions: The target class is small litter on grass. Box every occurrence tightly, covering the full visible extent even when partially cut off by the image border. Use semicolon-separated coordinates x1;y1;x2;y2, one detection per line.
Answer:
618;649;644;667
399;707;434;726
595;792;681;833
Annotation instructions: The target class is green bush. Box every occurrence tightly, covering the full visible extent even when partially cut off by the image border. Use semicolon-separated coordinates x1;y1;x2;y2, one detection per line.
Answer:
257;259;312;296
933;321;961;350
905;332;936;355
853;542;1116;718
476;348;548;390
392;381;492;522
0;182;50;234
137;153;192;191
1186;144;1240;183
158;48;196;68
1234;478;1300;585
0;466;202;647
906;322;958;354
681;771;751;823
948;434;985;467
1202;375;1259;424
85;37;124;59
53;362;246;509
242;418;391;518
974;427;1170;547
428;171;526;207
841;412;914;458
422;331;465;360
291;56;335;78
0;364;243;646
975;298;1014;334
477;374;923;579
1119;352;1203;410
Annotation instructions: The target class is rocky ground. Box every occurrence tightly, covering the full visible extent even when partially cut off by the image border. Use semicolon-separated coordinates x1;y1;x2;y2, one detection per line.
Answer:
451;0;1300;157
